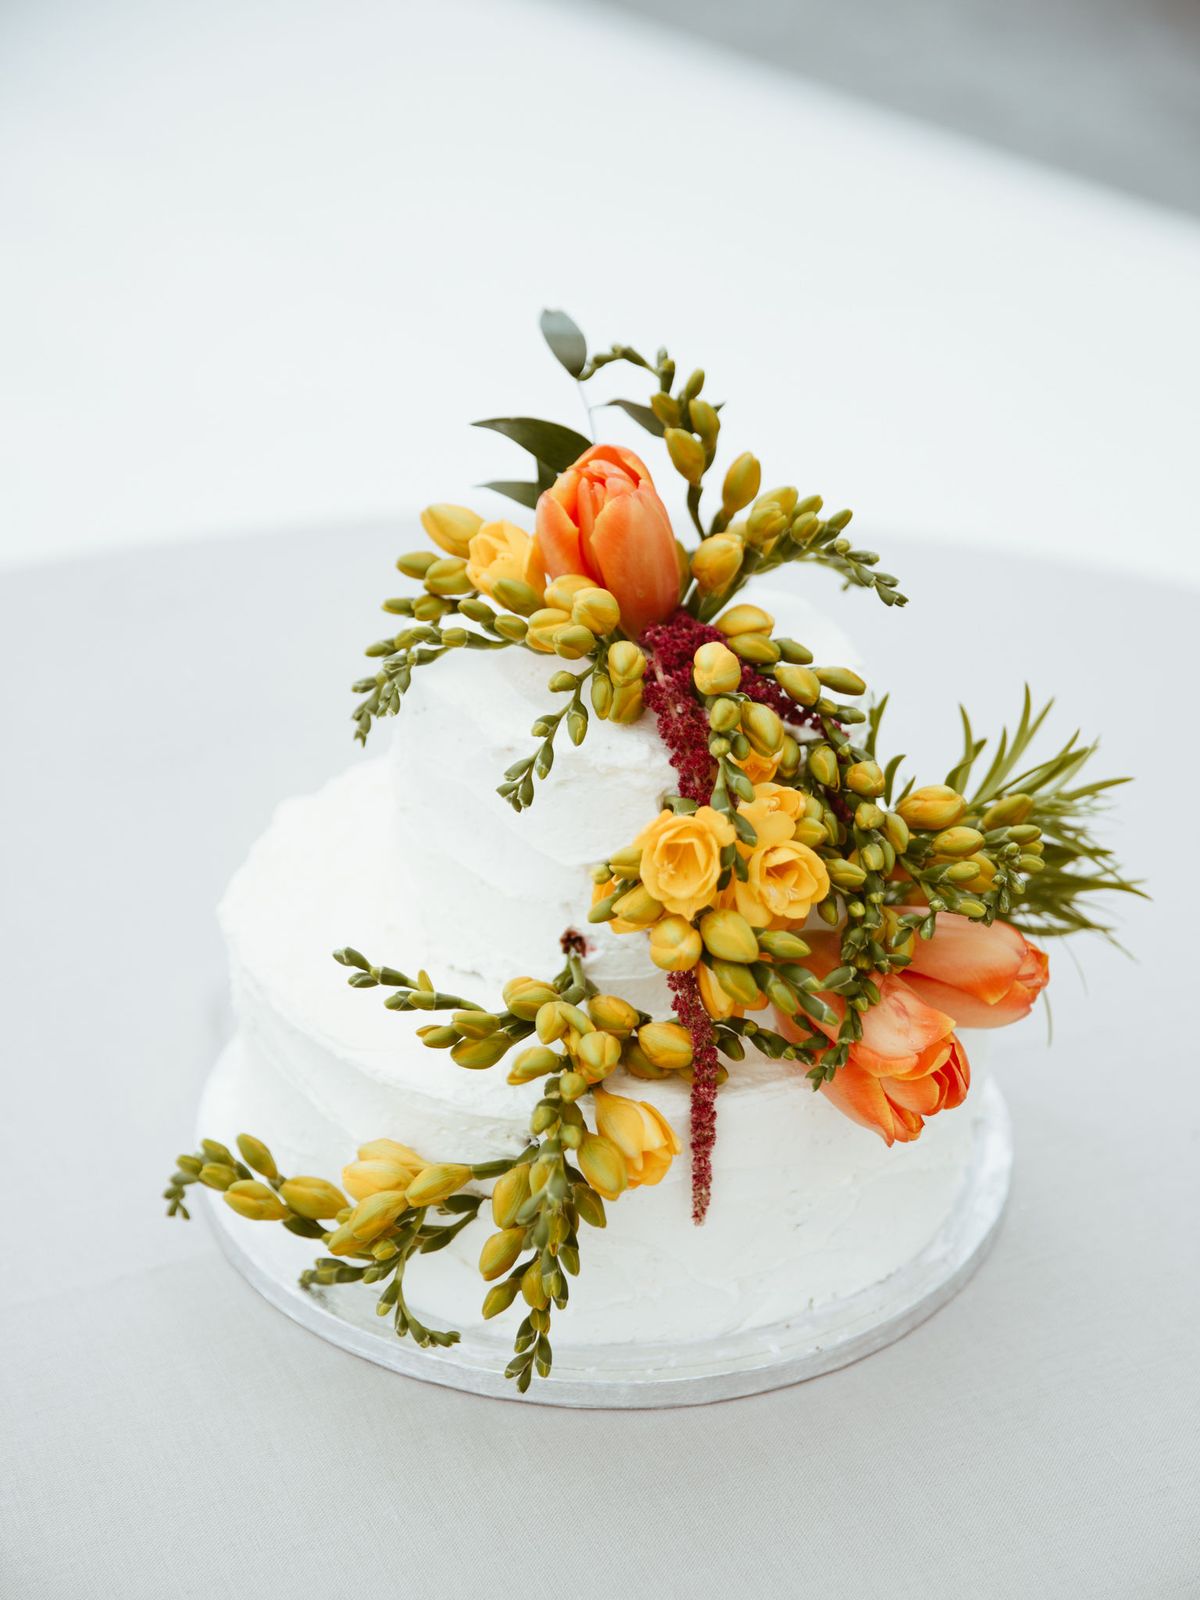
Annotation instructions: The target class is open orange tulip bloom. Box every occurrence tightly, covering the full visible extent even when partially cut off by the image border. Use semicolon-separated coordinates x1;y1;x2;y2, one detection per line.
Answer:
534;444;680;640
774;932;971;1146
898;910;1049;1029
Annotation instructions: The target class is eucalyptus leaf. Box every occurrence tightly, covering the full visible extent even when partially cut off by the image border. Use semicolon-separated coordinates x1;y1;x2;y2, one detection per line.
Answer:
474;416;591;473
479;479;542;510
539;309;587;378
600;398;666;437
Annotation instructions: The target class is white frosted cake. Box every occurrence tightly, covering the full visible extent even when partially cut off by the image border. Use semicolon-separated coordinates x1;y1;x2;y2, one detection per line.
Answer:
204;587;987;1349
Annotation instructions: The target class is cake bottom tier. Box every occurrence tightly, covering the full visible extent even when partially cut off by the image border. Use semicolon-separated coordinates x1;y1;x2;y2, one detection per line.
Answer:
200;1042;1011;1406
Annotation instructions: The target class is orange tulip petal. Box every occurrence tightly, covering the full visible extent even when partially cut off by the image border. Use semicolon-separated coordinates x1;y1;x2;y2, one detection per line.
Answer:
534;490;586;579
589;492;680;640
902;912;1028;1005
820;1063;904;1146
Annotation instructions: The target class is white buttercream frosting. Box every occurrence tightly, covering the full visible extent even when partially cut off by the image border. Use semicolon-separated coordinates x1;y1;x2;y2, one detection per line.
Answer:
213;584;988;1348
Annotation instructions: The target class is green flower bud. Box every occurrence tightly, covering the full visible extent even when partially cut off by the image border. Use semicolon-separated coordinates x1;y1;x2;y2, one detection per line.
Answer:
699;909;760;964
727;632;781;665
481;1278;522;1319
521;1260;552;1309
572;1183;607;1228
607;640;647;686
452;1010;502;1040
424;556;473;596
396;550;438;579
451;1033;511;1070
778;735;801;778
650;391;681;428
845;760;885;797
884;811;910;852
815;666;866;696
223;1180;288;1222
774;663;821;706
591;672;614;719
932;826;986;858
756;929;811;961
507;1045;560;1085
982;793;1035;829
789;510;820;544
479;1227;526;1282
711;959;761;1006
502;976;559;1019
826;858;868;889
199;1163;238;1191
491;1165;532;1229
708;697;742;733
405;1164;472;1209
665;428;706;485
552;623;596;660
689;398;720;453
612;884;664;926
280;1176;349;1221
491;578;542;617
493;614;529;642
741;702;784;757
558;1069;588;1101
855;801;886;830
235;1134;277;1180
721;452;762;514
636;1021;694;1072
586;994;640;1036
807;745;840;788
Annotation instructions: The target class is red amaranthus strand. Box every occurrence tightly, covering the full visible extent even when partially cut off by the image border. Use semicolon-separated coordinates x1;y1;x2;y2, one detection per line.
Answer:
666;967;721;1223
642;609;826;1221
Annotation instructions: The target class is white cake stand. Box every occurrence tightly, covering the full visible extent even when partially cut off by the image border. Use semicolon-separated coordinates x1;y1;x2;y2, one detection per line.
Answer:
199;1077;1012;1409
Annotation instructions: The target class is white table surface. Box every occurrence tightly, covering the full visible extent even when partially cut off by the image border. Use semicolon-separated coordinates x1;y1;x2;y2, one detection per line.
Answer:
2;0;1199;582
1;523;1196;1598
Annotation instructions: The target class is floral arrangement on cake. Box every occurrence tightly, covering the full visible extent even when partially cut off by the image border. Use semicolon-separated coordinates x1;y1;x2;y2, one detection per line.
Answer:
165;311;1136;1390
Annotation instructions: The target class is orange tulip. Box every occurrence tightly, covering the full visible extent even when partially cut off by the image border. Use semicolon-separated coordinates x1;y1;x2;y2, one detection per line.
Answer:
534;444;680;640
898;911;1049;1029
774;933;970;1146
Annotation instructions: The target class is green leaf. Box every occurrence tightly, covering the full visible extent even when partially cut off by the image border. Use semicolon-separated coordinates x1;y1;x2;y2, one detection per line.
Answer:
600;398;666;438
479;479;541;510
473;416;592;473
539;309;587;378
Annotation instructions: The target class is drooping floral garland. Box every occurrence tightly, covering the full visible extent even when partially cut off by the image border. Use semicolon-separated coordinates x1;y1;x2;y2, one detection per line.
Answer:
164;311;1139;1390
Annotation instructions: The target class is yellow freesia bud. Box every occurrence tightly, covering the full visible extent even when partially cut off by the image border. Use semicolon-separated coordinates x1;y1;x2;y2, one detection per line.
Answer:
342;1157;418;1201
807;745;840;788
845;760;885;797
774;663;821;707
576;1029;622;1082
637;1021;694;1072
884;811;910;852
507;1045;560;1085
577;1132;628;1201
715;603;774;638
665;427;706;485
423;556;473;596
745;497;790;548
544;573;594;611
592;1088;682;1188
609;683;644;724
356;1137;425;1167
711;958;761;1007
552;623;596;660
741;702;784;757
778;733;801;778
932;825;986;858
525;607;572;653
491;1164;532;1228
481;1279;522;1320
815;665;867;697
479;1227;526;1282
649;915;703;972
223;1180;287;1222
693;640;741;696
502;976;559;1020
571;587;621;636
405;1164;472;1208
607;640;648;686
451;1033;511;1070
896;785;968;831
342;1188;411;1246
234;1134;277;1180
981;792;1034;830
690;534;744;595
611;884;663;927
280;1176;349;1221
699;908;759;964
421;504;483;560
726;632;780;665
721;451;761;514
586;994;640;1036
520;1260;551;1309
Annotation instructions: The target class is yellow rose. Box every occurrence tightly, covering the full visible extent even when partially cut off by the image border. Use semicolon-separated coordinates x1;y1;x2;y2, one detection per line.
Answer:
592;1088;681;1188
733;837;830;929
466;520;546;602
635;806;736;920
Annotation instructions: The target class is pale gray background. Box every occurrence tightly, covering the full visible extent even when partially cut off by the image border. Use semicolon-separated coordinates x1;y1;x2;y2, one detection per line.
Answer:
2;529;1196;1597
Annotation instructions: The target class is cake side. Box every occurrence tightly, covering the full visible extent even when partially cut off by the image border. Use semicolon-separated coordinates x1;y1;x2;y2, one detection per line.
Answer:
216;755;985;1346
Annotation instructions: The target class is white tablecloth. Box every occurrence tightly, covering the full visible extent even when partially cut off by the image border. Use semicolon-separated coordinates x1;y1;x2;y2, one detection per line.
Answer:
2;525;1195;1597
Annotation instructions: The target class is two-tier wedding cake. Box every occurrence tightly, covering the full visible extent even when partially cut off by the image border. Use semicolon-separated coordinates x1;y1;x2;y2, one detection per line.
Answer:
166;311;1128;1402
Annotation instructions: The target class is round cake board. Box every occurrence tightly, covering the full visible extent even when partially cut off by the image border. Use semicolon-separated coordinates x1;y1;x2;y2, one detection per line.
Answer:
198;1071;1012;1409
